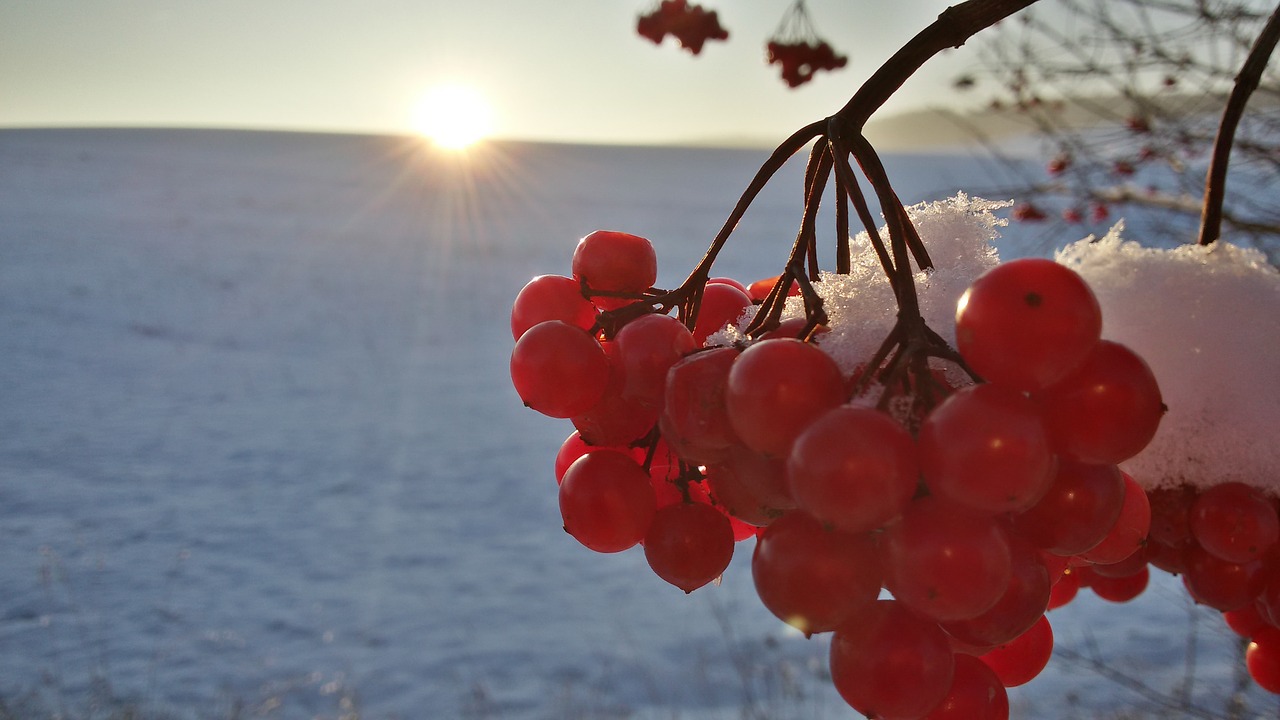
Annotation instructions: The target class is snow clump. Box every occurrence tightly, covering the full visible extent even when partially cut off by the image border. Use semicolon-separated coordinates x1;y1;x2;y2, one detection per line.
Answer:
1056;226;1280;493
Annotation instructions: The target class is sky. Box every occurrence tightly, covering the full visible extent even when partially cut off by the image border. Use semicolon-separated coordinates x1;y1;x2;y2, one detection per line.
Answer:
0;0;990;146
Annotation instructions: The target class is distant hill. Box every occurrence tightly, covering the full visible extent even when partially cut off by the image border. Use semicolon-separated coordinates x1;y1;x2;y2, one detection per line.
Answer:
866;89;1279;153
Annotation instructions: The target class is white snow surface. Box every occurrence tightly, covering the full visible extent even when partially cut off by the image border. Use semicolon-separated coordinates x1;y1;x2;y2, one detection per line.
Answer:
1056;227;1280;493
0;128;1274;719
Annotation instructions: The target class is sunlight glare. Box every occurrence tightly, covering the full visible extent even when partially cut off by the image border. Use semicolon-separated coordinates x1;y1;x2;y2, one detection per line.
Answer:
412;84;495;150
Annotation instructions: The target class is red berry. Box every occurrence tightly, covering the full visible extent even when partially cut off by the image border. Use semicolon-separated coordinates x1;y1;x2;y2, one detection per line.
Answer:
725;338;844;458
644;502;735;592
1190;482;1280;564
659;347;739;464
830;600;955;719
1039;340;1164;464
788;406;919;533
880;497;1013;622
692;281;753;345
1248;627;1280;693
510;320;610;418
559;450;656;553
571;230;657;310
920;383;1056;514
924;654;1010;720
980;615;1054;688
1013;461;1126;556
956;258;1102;392
1078;472;1151;565
613;313;696;410
752;511;881;635
511;274;596;340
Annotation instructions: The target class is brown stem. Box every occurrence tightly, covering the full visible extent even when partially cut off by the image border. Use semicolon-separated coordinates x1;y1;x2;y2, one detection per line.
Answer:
1197;2;1280;246
848;133;924;316
801;142;832;281
744;147;834;336
831;140;852;274
682;120;825;285
829;129;895;286
832;0;1042;135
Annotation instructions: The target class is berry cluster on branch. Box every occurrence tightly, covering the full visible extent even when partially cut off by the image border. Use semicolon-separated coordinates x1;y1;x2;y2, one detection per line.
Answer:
514;0;1280;715
767;39;848;88
635;0;728;56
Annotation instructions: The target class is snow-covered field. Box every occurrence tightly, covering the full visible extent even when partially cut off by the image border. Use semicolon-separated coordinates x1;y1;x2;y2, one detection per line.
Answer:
0;127;1273;718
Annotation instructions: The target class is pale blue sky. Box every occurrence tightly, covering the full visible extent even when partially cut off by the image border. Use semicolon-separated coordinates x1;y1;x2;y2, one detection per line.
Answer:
0;0;989;145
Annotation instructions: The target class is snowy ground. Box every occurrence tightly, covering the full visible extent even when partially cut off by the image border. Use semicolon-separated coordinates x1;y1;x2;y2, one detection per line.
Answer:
0;128;1274;718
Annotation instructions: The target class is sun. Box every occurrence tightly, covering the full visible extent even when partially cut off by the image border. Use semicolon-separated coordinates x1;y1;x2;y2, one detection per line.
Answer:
412;84;495;150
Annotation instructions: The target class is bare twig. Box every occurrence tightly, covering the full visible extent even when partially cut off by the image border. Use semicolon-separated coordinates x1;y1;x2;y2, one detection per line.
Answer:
1198;2;1280;245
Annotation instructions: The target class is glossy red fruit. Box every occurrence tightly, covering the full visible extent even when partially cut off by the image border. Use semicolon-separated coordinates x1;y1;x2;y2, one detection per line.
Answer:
942;533;1051;647
1013;461;1126;556
1090;543;1151;578
559;450;656;553
787;406;919;534
1038;340;1164;464
759;316;829;341
725;338;844;458
1047;568;1081;610
746;274;802;302
554;431;644;484
830;600;955;720
647;454;706;509
1224;604;1271;638
881;497;1013;622
924;654;1010;720
572;341;660;446
571;230;657;310
707;276;749;294
1181;544;1264;612
1190;482;1280;564
1247;626;1280;693
752;511;881;635
955;258;1102;392
510;320;610;418
692;282;753;346
613;313;696;410
1089;566;1150;603
920;383;1056;514
704;445;794;527
644;502;735;592
1079;472;1151;565
511;274;596;340
980;615;1054;688
660;347;739;464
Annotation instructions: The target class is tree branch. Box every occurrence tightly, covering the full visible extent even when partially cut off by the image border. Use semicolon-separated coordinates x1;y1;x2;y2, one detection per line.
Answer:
1198;2;1280;245
833;0;1042;134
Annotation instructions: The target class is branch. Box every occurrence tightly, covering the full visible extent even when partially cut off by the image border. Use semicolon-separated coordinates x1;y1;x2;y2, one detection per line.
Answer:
1198;1;1280;246
833;0;1042;134
1016;182;1280;236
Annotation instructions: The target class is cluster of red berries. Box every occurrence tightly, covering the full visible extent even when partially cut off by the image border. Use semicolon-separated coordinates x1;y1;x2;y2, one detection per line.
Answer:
766;40;847;88
636;0;729;56
510;230;1280;717
1013;200;1111;225
510;230;759;594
